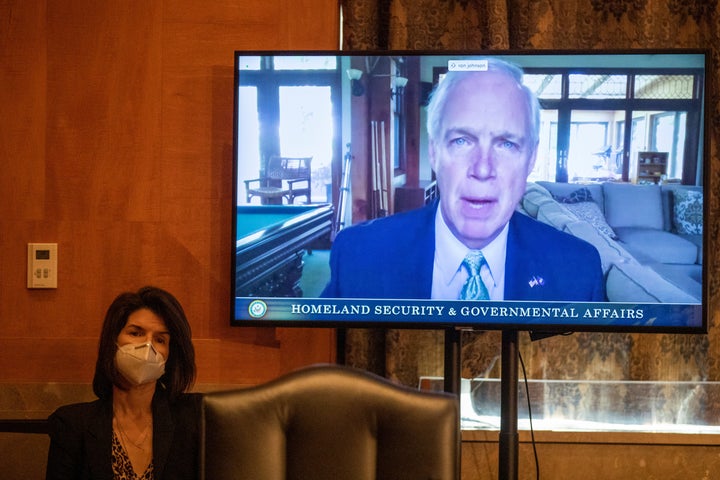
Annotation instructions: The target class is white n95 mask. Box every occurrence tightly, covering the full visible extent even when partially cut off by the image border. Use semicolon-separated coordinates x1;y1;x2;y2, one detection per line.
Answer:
115;343;166;386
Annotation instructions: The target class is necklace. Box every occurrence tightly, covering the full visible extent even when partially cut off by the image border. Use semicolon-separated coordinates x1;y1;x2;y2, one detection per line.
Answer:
114;413;152;452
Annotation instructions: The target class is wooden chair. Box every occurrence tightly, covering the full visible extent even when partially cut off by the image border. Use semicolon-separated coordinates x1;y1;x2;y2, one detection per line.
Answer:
244;156;312;204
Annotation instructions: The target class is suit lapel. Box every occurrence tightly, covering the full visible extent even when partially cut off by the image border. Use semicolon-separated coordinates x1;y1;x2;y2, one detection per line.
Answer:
85;401;115;480
404;201;436;298
504;213;544;301
151;390;175;480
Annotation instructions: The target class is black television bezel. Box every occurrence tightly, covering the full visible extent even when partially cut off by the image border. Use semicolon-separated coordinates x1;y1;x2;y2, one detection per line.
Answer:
230;48;709;335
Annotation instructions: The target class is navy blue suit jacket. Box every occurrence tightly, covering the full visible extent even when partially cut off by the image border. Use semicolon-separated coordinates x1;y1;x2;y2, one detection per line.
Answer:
321;201;605;301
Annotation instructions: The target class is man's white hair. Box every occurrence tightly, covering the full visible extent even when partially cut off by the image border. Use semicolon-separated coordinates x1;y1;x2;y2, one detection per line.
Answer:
425;57;541;148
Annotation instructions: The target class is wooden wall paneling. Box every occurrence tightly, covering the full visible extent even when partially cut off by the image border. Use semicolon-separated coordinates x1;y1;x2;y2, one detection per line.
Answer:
0;0;48;358
0;0;340;386
45;1;164;222
0;0;47;223
159;0;340;385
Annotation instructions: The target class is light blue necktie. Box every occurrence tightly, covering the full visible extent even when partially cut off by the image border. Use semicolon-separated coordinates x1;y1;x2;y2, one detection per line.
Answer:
460;250;490;300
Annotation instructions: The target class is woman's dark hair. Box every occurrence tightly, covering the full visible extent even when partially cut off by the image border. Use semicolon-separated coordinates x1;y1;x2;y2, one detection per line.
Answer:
92;286;196;400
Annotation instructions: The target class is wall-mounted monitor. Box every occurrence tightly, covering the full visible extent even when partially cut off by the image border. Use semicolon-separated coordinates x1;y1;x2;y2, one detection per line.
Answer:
231;49;708;334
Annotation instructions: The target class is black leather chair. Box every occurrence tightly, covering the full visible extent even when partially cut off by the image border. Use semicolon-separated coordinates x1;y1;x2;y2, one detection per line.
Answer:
200;364;459;480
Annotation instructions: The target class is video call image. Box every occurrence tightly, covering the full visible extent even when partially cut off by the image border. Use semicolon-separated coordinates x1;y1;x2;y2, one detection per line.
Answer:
232;51;706;331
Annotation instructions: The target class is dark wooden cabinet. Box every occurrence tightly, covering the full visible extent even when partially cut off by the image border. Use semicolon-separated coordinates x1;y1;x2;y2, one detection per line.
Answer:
394;180;438;213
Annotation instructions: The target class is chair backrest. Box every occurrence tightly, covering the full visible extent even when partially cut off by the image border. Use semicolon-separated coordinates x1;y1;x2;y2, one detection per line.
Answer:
265;156;311;181
200;364;459;480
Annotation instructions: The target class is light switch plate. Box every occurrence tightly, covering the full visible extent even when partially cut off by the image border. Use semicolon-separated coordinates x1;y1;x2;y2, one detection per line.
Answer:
27;243;58;289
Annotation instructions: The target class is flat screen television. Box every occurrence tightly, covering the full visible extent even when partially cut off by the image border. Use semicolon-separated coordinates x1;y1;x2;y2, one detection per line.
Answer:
231;49;708;334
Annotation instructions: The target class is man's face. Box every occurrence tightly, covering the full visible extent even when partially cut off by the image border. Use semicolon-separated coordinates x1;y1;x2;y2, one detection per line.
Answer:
429;71;537;250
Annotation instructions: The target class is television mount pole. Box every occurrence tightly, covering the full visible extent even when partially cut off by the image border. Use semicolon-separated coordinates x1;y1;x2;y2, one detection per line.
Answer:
444;328;519;480
499;329;519;480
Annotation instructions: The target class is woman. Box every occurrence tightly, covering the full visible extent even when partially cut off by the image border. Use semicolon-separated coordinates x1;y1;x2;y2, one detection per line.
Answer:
46;286;200;480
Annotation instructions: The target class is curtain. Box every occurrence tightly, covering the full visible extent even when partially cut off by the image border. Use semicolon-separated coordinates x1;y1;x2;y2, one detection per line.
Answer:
340;0;720;418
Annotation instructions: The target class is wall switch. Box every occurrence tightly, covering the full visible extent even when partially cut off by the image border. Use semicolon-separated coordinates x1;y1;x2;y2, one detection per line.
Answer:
27;243;58;289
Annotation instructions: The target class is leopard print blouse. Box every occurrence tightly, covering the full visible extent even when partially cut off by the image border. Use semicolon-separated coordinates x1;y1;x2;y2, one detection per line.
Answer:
111;431;154;480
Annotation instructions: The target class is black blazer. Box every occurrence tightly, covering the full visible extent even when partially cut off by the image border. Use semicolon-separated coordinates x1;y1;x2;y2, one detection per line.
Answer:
46;388;202;480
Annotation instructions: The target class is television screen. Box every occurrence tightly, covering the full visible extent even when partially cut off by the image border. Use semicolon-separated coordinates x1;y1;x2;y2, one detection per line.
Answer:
231;49;707;333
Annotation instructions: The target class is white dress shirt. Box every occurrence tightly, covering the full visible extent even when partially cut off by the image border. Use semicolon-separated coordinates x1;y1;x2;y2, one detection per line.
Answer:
431;203;508;300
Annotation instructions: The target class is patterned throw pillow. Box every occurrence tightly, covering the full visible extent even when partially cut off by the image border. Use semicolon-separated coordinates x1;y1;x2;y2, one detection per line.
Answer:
673;189;703;235
564;202;619;239
553;187;619;240
553;187;594;204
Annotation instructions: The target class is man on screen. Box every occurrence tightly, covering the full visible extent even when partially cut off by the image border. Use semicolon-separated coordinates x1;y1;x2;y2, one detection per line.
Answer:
321;58;605;302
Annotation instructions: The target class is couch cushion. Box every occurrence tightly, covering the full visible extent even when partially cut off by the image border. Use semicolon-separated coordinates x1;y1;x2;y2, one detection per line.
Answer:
603;182;663;230
522;182;556;218
606;262;701;303
562;220;633;275
672;189;703;235
529;182;619;238
614;227;699;265
678;234;703;264
535;200;577;230
650;263;702;299
536;181;604;211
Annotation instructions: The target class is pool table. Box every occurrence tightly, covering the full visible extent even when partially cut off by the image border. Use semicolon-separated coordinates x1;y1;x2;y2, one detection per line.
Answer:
235;203;333;297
